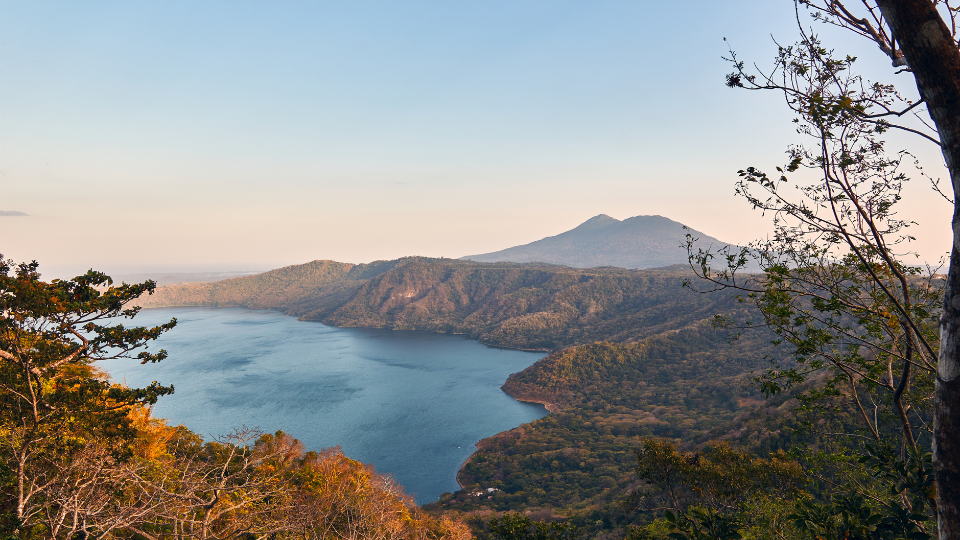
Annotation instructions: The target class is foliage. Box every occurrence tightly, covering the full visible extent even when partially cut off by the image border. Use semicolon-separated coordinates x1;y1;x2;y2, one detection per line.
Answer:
0;256;175;535
663;508;743;540
325;261;745;351
140;257;743;351
430;325;786;538
0;258;472;540
788;492;930;540
487;513;577;540
3;255;789;539
633;438;802;540
630;437;937;539
696;28;941;448
633;439;803;515
676;3;953;537
127;427;470;540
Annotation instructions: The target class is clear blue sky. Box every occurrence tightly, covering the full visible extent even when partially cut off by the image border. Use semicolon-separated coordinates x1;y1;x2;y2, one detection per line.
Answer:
1;1;951;276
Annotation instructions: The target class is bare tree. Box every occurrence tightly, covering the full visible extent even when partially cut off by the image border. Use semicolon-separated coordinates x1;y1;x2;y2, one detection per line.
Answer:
37;440;170;540
125;428;303;540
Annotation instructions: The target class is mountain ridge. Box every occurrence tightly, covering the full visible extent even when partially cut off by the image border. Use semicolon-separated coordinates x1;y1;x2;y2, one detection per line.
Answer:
130;253;779;537
461;214;728;269
136;257;741;351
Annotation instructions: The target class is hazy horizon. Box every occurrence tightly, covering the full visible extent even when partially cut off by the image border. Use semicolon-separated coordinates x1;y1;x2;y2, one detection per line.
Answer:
2;1;953;277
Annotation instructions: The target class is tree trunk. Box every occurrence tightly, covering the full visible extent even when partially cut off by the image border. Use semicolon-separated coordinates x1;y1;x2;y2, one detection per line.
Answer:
876;1;960;537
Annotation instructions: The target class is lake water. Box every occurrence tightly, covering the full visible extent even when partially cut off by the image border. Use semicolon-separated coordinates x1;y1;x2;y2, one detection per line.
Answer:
101;307;548;503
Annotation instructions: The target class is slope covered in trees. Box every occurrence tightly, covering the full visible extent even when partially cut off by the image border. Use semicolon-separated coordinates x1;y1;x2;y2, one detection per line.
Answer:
131;256;788;537
320;260;741;351
0;259;471;540
428;324;790;537
138;257;740;351
133;258;406;317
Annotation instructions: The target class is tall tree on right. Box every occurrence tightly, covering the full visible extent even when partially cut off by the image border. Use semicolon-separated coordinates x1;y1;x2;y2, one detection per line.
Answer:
865;4;960;537
798;3;960;536
699;1;960;537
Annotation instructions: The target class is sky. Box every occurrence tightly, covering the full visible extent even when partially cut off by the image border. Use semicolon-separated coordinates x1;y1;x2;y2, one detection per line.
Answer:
1;1;953;278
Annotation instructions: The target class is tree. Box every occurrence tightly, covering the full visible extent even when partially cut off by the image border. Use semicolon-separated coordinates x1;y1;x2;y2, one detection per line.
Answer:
685;1;960;537
795;3;960;537
633;439;802;539
487;513;577;540
0;257;477;540
0;256;175;537
124;428;306;540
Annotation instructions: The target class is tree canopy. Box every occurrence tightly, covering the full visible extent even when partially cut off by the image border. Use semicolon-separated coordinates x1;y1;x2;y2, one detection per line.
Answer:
0;257;471;540
679;1;960;538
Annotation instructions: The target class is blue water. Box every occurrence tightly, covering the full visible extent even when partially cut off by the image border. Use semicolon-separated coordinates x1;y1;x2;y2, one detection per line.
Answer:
100;307;548;503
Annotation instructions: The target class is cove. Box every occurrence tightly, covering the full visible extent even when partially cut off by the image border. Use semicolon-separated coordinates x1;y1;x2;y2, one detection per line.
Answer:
101;307;548;504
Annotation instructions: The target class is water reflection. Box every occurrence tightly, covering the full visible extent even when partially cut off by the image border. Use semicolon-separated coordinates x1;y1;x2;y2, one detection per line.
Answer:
101;307;547;503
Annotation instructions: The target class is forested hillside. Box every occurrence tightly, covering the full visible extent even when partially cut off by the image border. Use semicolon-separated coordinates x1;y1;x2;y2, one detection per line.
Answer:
139;257;742;351
320;260;739;350
428;323;791;537
134;258;405;316
136;256;849;539
134;256;785;538
0;260;473;540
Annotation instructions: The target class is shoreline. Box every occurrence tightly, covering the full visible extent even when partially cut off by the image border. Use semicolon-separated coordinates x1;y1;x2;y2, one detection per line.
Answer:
508;395;559;413
142;305;553;353
140;304;556;498
455;391;556;491
306;319;552;353
455;447;479;490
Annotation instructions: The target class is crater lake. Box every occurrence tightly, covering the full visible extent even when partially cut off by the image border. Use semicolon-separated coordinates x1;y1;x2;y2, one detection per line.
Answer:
101;307;548;503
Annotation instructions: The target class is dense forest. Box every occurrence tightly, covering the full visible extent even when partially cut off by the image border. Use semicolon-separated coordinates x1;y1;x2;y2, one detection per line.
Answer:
8;249;943;539
133;250;943;539
134;257;809;538
138;258;740;351
429;324;791;537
